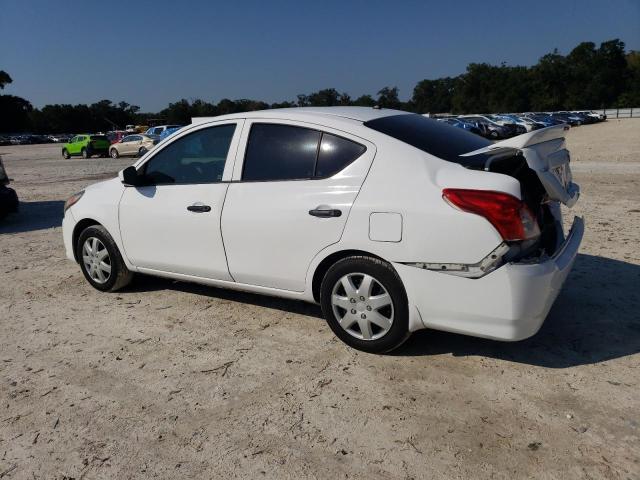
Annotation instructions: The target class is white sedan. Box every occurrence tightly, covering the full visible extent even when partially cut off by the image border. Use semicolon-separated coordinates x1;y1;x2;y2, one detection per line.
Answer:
62;107;583;353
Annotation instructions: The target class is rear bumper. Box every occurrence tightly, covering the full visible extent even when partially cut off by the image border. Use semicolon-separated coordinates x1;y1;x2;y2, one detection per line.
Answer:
395;216;584;341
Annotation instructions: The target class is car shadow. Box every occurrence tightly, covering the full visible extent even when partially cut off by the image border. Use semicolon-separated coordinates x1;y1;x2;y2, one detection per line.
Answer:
0;200;64;234
127;275;324;319
128;253;639;369
394;253;640;368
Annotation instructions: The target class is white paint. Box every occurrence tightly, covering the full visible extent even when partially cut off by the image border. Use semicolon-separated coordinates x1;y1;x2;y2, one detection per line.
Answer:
62;107;584;343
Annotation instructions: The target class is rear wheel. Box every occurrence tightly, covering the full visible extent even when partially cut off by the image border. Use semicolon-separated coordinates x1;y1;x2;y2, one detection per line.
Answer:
320;255;410;353
62;148;70;159
77;225;133;292
138;146;148;156
81;148;89;159
110;148;119;158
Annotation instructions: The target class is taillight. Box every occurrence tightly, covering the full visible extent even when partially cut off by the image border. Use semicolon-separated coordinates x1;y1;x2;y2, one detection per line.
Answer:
442;188;540;241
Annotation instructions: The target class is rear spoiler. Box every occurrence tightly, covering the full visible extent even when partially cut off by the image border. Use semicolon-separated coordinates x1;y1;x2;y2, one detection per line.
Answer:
461;125;579;208
460;124;570;157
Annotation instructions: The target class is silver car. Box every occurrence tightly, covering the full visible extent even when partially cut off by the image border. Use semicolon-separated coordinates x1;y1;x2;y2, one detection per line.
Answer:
109;134;159;158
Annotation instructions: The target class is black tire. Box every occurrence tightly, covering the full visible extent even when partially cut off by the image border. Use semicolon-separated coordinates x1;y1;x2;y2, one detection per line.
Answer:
81;148;89;159
138;146;147;156
110;148;119;159
320;255;410;353
0;187;19;219
76;225;133;292
62;148;70;159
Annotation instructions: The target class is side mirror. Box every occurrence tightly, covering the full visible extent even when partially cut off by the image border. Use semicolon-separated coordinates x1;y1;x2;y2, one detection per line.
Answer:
120;166;141;186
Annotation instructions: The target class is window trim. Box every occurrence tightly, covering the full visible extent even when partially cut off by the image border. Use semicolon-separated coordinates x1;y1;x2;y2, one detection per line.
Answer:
239;122;367;183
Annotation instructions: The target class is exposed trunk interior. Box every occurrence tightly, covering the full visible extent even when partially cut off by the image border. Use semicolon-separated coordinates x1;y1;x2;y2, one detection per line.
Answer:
476;154;563;261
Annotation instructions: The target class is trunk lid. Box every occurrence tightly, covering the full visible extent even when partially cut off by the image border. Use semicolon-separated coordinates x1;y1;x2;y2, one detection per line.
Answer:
460;125;580;208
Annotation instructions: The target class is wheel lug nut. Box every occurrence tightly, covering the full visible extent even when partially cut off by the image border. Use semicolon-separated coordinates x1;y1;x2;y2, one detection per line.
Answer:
350;298;356;303
359;296;365;301
361;314;367;319
366;306;372;311
351;309;356;314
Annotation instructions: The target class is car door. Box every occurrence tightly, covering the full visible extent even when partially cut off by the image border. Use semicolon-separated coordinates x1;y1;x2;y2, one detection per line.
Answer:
118;136;132;155
72;136;84;154
221;120;375;292
68;137;78;154
127;135;143;155
118;121;244;279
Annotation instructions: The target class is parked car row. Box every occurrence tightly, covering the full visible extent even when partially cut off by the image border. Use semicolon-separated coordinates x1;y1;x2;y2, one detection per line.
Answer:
60;125;185;160
435;110;606;139
0;134;73;145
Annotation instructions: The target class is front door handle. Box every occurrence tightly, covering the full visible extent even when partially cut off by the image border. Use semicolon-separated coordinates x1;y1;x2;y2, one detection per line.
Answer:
187;204;211;213
309;208;342;218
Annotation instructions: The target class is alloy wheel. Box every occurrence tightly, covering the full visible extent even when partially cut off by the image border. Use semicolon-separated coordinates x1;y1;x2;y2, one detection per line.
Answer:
331;272;394;340
82;237;111;284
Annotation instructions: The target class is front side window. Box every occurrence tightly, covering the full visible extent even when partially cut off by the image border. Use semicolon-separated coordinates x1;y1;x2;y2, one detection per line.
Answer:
242;123;366;181
142;124;236;185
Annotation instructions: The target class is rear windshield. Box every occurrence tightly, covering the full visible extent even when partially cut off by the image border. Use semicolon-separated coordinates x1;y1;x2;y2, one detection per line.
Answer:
90;135;108;141
363;114;491;168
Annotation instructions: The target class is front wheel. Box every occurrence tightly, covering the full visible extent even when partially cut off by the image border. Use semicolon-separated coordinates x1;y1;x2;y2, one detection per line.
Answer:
138;146;148;156
77;225;133;292
110;148;119;158
320;256;410;353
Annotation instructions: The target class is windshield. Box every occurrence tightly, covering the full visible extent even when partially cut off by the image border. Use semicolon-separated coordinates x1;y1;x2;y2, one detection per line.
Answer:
364;114;491;169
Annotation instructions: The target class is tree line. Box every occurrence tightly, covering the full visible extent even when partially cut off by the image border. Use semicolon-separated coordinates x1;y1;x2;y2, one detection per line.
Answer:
1;38;638;134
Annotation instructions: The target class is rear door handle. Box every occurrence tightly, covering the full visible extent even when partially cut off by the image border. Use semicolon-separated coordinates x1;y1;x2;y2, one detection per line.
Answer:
187;204;211;213
309;208;342;218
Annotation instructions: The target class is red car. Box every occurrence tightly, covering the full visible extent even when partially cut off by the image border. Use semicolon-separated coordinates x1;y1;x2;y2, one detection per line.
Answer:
107;131;128;144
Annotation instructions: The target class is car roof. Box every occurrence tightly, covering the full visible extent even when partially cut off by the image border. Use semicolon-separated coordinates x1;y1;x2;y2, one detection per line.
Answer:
192;106;408;125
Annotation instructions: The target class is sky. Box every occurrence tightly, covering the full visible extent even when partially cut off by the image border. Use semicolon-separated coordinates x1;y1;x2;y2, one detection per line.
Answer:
1;0;639;112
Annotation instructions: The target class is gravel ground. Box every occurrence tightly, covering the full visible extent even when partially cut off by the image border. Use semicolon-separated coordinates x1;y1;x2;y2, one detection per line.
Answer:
0;119;639;479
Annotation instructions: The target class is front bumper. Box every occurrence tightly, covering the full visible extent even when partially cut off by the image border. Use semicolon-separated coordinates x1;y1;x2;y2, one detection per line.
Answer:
395;216;584;341
62;209;77;262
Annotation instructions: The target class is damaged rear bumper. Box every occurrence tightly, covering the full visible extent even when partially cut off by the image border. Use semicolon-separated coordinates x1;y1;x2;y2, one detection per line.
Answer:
395;216;584;340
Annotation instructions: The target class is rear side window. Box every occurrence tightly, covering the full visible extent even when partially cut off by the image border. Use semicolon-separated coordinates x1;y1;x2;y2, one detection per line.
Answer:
242;124;366;181
364;114;491;169
316;133;366;178
143;124;236;184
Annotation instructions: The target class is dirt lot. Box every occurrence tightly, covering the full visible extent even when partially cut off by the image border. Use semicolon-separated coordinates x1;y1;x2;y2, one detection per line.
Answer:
1;120;639;479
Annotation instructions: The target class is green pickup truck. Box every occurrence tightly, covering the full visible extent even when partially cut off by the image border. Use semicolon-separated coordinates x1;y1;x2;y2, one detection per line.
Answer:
62;134;111;159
